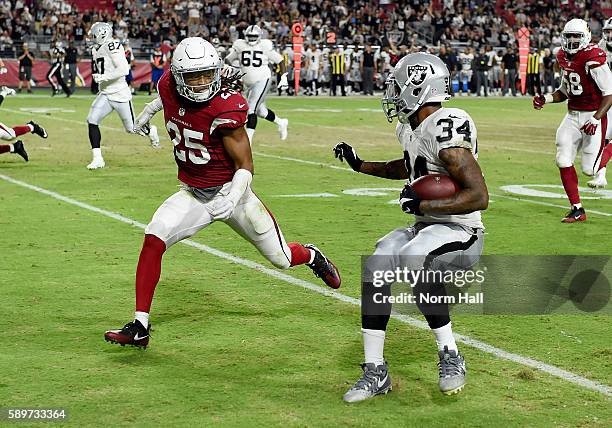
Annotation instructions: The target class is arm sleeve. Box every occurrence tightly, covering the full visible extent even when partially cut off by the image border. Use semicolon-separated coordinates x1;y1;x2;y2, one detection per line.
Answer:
590;65;612;96
225;48;238;64
267;48;283;64
105;48;130;80
144;96;163;115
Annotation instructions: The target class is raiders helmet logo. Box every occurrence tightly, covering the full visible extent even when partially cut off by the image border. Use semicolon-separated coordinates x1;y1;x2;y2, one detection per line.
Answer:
179;107;185;116
406;64;429;86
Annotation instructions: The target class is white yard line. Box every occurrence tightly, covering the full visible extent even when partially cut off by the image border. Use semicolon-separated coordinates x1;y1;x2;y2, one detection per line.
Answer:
489;192;612;216
0;173;610;397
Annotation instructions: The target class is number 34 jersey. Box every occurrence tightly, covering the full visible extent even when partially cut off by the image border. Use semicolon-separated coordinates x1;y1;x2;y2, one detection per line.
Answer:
396;107;483;229
157;71;249;188
229;39;283;86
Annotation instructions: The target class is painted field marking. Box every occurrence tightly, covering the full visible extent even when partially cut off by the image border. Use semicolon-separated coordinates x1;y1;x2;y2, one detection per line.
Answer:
0;173;610;397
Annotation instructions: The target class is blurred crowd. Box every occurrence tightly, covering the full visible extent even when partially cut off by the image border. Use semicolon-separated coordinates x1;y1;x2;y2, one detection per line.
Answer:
0;0;608;96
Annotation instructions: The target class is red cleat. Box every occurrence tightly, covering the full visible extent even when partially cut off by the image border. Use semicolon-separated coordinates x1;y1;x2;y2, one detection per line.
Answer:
104;320;150;349
305;244;341;289
561;206;587;223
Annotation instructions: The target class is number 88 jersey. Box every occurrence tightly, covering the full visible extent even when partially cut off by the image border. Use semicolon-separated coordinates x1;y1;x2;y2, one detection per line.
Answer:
229;39;283;86
157;71;249;188
557;44;607;111
397;107;483;229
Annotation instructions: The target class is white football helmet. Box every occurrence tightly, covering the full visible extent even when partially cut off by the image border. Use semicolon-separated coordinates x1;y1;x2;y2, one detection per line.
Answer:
603;17;612;46
561;18;591;55
88;22;113;47
171;37;222;103
245;25;262;45
382;52;451;123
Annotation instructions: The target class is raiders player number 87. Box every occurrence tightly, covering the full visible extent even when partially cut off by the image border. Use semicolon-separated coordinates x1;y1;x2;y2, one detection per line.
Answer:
334;53;488;401
86;22;159;169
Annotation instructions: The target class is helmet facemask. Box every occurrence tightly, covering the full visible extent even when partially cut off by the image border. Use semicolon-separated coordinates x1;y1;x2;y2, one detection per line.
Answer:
561;31;588;54
381;69;432;124
172;66;221;102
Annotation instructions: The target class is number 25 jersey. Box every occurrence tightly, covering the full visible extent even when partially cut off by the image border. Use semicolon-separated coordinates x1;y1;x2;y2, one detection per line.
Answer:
396;107;483;229
157;71;249;188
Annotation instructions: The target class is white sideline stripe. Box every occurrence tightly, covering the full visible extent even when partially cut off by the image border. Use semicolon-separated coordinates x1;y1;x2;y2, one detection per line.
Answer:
0;173;610;397
489;193;612;217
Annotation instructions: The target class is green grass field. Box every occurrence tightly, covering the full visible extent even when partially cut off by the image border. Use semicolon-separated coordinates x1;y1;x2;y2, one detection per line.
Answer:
0;93;610;427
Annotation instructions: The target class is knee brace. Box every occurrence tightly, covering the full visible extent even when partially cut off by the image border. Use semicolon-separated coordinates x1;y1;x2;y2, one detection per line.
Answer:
246;113;257;129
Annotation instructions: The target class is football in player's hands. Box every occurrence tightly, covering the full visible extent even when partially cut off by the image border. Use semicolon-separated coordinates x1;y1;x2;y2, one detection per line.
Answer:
411;174;461;200
533;94;546;110
333;142;363;172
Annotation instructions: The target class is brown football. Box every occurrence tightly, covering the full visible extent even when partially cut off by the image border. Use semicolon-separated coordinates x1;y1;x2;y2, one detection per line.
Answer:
411;174;461;200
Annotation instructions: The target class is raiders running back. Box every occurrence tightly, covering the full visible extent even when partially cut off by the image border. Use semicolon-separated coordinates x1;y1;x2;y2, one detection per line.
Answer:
396;107;482;229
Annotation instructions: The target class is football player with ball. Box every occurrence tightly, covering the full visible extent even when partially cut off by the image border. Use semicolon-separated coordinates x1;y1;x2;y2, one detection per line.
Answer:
334;52;488;401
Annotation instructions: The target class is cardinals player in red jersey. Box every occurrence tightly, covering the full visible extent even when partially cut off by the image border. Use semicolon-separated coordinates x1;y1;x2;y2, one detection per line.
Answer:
533;19;612;222
104;38;341;348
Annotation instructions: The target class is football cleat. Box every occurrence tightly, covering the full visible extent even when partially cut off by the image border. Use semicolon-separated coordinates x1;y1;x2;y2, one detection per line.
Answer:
149;124;160;148
28;121;48;139
438;346;466;395
104;320;150;348
277;118;288;141
87;158;106;170
305;244;341;289
343;362;392;403
587;167;607;188
561;206;586;223
12;140;28;161
0;86;16;97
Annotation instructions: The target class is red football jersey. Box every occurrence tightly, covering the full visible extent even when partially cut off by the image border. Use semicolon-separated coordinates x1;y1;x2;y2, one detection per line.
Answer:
157;71;248;188
557;44;607;111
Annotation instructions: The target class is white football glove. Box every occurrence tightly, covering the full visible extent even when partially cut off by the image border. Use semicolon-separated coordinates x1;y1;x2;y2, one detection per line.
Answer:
209;196;235;220
0;67;7;74
278;72;288;90
133;98;163;136
581;117;600;136
133;109;153;136
92;73;106;83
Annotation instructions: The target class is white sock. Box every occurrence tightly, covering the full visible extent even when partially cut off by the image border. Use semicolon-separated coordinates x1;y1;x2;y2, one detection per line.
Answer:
573;202;582;209
134;311;149;329
9;143;14;152
274;116;284;125
246;128;255;145
431;322;458;353
27;124;34;132
92;148;103;159
362;328;385;366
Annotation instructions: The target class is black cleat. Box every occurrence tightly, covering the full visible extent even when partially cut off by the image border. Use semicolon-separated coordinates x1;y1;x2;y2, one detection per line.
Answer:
12;140;28;161
104;320;150;348
28;121;48;138
305;244;341;289
561;206;586;223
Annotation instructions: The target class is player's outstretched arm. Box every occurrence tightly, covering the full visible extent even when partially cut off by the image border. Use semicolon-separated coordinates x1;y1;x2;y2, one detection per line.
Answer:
533;87;567;109
134;96;163;135
419;147;489;215
333;142;408;179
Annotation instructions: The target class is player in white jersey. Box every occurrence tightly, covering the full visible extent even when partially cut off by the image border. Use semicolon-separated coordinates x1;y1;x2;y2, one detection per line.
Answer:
304;44;322;95
225;24;289;144
334;53;488;402
86;22;159;170
599;17;612;188
457;47;474;95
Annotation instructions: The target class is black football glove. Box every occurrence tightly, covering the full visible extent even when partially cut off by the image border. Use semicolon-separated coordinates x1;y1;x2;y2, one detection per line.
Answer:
333;142;363;172
399;183;423;216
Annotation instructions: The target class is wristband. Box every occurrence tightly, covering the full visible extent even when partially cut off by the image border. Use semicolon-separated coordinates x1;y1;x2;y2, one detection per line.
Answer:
544;94;554;104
